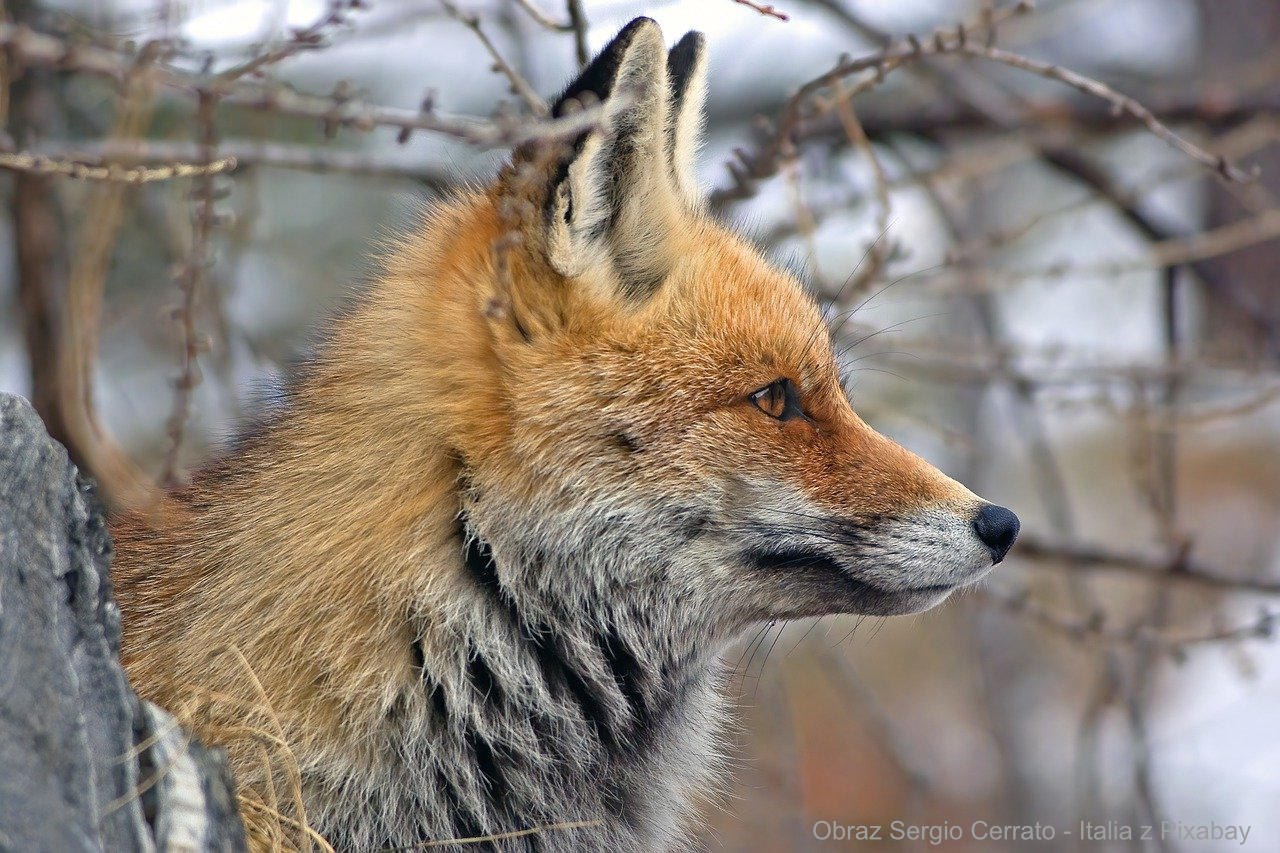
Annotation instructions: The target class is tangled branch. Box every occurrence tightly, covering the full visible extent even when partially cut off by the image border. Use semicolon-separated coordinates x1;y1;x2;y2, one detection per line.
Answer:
0;150;237;181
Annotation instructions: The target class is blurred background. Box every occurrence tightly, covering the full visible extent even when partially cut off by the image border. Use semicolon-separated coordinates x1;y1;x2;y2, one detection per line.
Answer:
3;0;1279;849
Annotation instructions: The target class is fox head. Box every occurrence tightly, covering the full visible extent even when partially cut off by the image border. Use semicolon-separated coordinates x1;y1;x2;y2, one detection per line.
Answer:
384;18;1018;639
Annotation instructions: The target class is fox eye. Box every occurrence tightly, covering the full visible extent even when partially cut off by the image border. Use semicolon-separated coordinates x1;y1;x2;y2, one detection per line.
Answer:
749;379;805;421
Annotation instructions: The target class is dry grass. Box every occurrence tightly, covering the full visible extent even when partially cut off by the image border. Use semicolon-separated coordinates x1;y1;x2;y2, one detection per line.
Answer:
167;647;605;851
171;650;333;852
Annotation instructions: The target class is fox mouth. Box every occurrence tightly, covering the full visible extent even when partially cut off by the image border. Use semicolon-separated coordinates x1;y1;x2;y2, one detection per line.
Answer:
745;546;958;617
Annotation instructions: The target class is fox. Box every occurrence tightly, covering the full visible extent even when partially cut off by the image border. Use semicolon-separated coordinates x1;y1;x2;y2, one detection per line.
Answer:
110;16;1020;852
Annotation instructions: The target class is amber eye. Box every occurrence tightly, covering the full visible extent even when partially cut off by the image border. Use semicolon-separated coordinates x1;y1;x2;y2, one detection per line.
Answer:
749;379;805;421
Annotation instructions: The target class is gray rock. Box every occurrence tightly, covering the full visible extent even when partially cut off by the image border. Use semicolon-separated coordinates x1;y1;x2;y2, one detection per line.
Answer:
0;393;246;852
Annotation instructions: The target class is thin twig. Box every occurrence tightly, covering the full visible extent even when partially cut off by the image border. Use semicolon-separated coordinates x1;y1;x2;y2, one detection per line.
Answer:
711;2;1034;206
511;0;573;32
402;819;603;849
439;0;547;116
564;0;589;69
160;88;220;486
902;208;1280;292
712;1;1256;207
220;80;607;146
0;150;237;181
1015;537;1280;596
0;23;606;147
731;0;790;21
56;42;165;510
822;79;890;303
27;139;455;185
972;44;1258;182
980;586;1277;659
214;0;360;84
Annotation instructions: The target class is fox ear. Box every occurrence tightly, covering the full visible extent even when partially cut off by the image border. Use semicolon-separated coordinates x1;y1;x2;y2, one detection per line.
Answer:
540;18;677;300
665;31;708;208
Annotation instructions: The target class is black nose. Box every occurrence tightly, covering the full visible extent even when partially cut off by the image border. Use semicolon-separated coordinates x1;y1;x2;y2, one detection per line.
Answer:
973;504;1020;564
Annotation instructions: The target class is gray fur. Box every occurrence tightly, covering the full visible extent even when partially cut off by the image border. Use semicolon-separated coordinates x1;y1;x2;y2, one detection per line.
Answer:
295;473;994;850
302;497;734;851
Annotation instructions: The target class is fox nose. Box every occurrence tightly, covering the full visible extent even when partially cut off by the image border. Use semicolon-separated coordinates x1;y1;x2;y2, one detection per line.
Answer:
973;504;1020;564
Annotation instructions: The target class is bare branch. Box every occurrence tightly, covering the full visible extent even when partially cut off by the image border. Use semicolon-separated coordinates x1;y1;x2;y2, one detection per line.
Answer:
564;0;589;68
0;150;237;181
980;586;1278;659
439;0;547;116
712;1;1256;208
1014;537;1280;596
969;45;1259;182
24;139;454;185
55;43;165;510
820;81;890;301
214;0;360;84
904;208;1280;293
732;0;790;21
222;82;612;146
711;1;1034;206
511;0;573;32
160;89;221;487
0;22;606;147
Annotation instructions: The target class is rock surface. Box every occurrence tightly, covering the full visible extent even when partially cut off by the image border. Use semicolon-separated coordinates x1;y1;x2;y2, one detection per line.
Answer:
0;393;246;852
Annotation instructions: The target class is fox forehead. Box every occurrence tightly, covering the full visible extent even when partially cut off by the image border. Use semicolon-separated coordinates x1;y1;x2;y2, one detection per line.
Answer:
556;217;841;400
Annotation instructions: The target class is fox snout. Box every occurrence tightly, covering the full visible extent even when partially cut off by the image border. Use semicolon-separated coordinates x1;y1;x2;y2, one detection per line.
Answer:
737;498;1019;620
719;428;1019;621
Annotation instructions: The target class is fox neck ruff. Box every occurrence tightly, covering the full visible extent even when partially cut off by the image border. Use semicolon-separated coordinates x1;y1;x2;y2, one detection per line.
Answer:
306;514;733;852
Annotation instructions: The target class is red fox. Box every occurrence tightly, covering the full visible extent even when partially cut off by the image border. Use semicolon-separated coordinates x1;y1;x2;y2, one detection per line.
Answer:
111;17;1019;851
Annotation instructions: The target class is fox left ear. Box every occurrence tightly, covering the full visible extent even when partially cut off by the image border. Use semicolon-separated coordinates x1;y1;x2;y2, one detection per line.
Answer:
535;18;685;301
665;31;708;208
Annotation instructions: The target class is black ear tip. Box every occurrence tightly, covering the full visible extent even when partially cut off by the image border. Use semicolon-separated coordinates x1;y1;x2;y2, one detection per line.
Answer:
620;16;660;34
667;31;706;75
672;31;707;53
552;16;663;117
607;16;662;54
